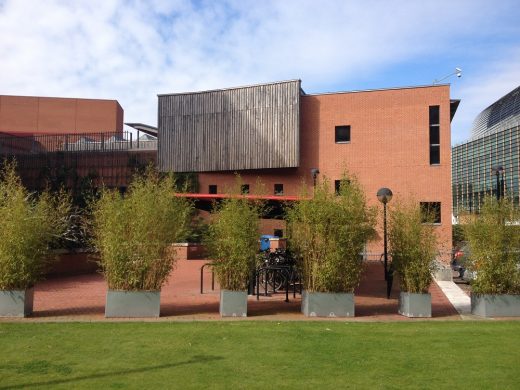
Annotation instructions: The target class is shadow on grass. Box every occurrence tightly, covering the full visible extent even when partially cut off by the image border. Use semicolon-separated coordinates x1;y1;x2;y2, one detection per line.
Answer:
0;355;223;389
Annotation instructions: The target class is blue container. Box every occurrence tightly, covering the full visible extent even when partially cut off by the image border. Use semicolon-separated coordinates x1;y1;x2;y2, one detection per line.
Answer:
260;235;276;251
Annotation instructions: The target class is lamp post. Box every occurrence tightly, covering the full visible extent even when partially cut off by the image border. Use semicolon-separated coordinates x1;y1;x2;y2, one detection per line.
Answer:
310;168;320;188
433;67;462;84
377;187;393;298
492;165;505;201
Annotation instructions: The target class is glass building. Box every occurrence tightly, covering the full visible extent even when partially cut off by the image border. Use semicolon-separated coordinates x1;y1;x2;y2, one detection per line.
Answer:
452;86;520;216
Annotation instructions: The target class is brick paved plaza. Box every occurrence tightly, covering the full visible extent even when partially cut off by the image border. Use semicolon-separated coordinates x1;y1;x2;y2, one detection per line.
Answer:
16;260;460;321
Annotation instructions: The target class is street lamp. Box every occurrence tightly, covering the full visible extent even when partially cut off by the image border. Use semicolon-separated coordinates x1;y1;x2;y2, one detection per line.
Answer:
433;67;462;84
492;165;505;201
310;168;320;188
377;187;393;298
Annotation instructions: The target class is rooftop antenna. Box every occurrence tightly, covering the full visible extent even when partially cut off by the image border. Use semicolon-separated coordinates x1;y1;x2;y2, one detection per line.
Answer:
433;67;462;84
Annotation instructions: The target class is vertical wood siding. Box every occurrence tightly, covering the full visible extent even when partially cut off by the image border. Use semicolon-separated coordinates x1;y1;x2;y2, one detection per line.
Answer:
158;80;300;172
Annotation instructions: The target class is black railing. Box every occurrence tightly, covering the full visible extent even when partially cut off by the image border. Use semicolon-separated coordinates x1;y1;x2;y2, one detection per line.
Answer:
0;131;157;156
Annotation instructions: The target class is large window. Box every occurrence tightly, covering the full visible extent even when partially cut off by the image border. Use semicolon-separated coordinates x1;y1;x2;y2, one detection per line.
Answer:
420;202;441;224
335;125;351;143
429;106;440;164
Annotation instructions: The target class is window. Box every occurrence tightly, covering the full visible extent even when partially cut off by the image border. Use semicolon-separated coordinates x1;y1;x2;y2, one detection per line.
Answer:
334;179;350;194
274;183;284;196
335;180;341;194
429;106;440;164
274;229;284;238
335;125;351;143
420;202;441;224
241;184;250;194
209;185;217;194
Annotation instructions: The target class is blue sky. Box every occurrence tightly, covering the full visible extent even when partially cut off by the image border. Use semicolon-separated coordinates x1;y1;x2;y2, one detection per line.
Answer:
0;0;519;144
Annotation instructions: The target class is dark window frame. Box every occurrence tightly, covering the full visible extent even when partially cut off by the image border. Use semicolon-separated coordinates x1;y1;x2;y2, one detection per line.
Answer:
334;179;351;195
208;185;217;194
429;106;440;165
420;202;441;224
274;183;284;196
335;125;351;143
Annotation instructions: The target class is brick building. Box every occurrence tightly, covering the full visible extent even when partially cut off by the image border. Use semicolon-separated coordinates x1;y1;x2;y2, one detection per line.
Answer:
0;95;123;135
158;80;459;259
0;95;155;193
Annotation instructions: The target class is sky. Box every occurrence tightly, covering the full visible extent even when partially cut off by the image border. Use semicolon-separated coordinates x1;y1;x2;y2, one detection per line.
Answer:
0;0;519;145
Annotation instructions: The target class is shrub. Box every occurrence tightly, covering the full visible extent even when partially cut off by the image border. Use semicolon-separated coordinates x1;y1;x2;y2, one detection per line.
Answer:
0;161;71;290
91;169;193;291
388;201;438;293
205;183;261;291
286;176;376;293
463;196;520;295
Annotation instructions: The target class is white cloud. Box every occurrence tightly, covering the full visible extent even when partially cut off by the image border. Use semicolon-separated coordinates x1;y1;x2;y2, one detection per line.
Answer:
0;0;518;140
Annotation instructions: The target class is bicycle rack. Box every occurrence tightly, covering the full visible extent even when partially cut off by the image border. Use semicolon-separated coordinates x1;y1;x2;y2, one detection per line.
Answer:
255;266;302;303
200;263;215;294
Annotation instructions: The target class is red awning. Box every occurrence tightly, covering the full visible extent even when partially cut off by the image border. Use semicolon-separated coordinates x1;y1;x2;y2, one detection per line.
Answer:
174;193;304;202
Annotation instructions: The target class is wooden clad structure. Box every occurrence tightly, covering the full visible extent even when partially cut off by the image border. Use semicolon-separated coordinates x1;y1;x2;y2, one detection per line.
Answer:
158;80;300;172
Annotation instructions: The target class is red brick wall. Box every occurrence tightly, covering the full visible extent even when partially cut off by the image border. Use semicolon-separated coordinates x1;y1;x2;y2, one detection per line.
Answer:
0;95;123;135
198;85;452;260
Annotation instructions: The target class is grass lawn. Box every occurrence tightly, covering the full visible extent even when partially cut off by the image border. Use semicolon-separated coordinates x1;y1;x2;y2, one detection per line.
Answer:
0;321;519;389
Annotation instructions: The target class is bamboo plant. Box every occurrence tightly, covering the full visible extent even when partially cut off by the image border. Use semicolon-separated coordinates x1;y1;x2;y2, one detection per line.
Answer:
90;168;193;291
388;201;438;293
286;175;376;293
463;196;520;295
0;161;71;290
204;182;261;291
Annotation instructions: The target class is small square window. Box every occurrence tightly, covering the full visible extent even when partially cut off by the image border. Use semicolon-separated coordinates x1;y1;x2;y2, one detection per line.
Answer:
420;202;441;224
209;185;217;194
274;229;284;238
335;125;351;143
334;179;350;194
274;184;284;196
241;184;250;194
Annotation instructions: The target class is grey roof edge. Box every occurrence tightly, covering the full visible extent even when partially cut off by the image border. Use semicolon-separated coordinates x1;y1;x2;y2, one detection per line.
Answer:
0;94;121;103
303;83;451;97
157;79;302;97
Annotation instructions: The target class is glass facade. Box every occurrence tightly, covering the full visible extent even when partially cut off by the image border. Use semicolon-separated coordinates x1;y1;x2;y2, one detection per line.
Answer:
452;124;520;215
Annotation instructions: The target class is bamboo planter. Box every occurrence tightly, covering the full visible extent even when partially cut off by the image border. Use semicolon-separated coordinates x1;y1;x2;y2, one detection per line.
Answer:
398;292;432;318
471;294;520;317
301;291;355;317
219;290;247;317
0;288;34;317
105;290;161;318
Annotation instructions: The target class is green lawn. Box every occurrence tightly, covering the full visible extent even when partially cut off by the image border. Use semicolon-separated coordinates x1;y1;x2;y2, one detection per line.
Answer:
0;321;519;389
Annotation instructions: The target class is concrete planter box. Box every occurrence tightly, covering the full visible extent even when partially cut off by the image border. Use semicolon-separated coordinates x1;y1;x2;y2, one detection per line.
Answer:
0;288;34;317
471;294;520;317
219;290;247;317
105;290;160;318
301;291;354;317
398;292;432;318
